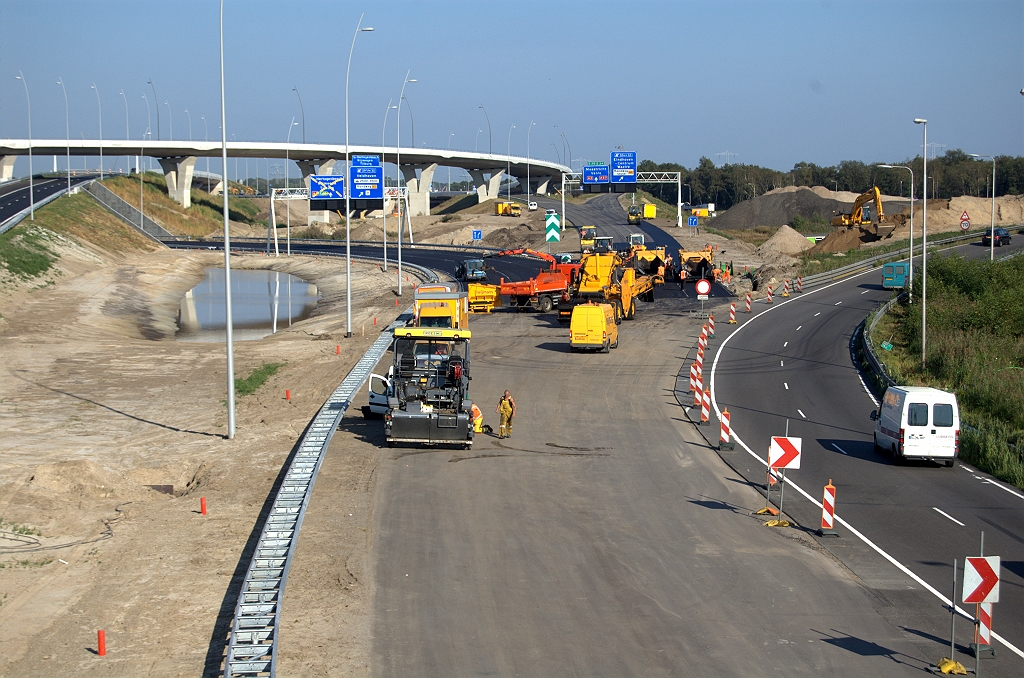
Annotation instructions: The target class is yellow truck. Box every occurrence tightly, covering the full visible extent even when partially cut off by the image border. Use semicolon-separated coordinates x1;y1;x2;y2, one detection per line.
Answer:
627;204;657;224
466;283;502;313
413;288;469;329
495;201;522;217
559;251;662;323
570;302;618;353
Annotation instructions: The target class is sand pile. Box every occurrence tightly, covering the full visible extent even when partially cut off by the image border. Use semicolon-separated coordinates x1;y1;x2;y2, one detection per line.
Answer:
756;224;815;258
710;186;907;231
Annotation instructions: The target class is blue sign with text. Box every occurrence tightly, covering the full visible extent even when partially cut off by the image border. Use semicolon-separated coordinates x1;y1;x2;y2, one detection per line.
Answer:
349;165;383;199
310;175;345;200
610;151;637;184
472;229;482;241
582;164;610;184
351;155;380;167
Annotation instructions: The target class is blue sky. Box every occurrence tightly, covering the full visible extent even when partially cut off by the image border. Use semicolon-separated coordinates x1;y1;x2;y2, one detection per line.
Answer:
2;0;1022;179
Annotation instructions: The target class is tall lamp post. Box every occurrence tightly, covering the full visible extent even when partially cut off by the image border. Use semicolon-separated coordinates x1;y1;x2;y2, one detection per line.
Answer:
879;164;914;298
91;84;103;179
381;99;397;270
57;78;70;192
478;105;492;154
142;94;151;171
15;71;33;220
344;14;374;338
476;128;483;153
506;123;515;200
184;108;192;141
914;118;928;371
120;90;131;173
396;70;416;296
292;86;306;144
148;79;160;140
447;132;454;190
682;183;691;206
402;96;415;148
201;115;210;192
165;100;173;141
526;120;535;205
219;0;236;439
969;153;996;261
285;118;298;255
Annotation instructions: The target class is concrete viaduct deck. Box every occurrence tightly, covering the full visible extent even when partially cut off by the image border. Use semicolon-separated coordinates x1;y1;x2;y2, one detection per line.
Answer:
0;139;569;217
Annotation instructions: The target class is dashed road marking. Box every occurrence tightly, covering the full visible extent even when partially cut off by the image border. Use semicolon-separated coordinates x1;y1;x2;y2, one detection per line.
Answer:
780;360;784;367
835;301;843;305
796;325;802;331
814;312;821;316
784;383;789;390
832;443;848;455
861;290;870;294
783;341;788;347
932;507;965;526
797;409;806;419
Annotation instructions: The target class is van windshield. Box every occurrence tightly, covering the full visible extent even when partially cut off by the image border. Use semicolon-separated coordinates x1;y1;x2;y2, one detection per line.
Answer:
908;403;929;426
933;403;954;427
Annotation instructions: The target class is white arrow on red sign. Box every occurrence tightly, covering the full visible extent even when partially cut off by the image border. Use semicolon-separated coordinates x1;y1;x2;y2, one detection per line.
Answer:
769;436;802;469
963;556;1000;604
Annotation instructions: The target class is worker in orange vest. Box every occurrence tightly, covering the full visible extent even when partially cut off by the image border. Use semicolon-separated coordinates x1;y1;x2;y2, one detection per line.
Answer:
471;403;484;433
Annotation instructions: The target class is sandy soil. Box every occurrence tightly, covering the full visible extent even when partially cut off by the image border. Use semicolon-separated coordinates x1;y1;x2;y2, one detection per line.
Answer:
0;244;421;676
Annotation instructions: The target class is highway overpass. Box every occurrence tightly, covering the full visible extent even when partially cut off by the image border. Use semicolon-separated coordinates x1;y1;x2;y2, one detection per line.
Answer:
0;139;569;216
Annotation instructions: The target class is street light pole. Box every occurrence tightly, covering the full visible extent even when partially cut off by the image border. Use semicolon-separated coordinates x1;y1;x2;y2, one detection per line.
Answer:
402;96;415;148
148;79;160;140
507;123;515;201
344;13;374;339
91;84;103;179
447;132;454;190
479;105;492;154
120;90;131;173
476;128;482;153
285;118;298;255
969;153;996;261
184;108;192;142
142;94;151;171
164;100;173;141
219;0;236;439
381;99;397;271
396;70;416;296
880;164;915;298
526;120;535;205
15;71;33;220
292;86;305;144
57;78;70;193
682;183;691;206
202;115;209;192
914;118;928;371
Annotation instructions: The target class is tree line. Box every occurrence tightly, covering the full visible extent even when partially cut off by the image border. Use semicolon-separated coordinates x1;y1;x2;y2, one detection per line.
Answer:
637;151;1024;212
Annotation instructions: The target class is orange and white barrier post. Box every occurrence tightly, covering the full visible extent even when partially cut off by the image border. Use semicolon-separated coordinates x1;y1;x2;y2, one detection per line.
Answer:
700;389;711;425
766;286;773;304
796;276;803;293
782;279;790;297
974;602;993;655
693;374;703;407
719;409;734;450
695;346;704;371
698;330;707;352
708;313;716;338
818;480;838;537
688;362;697;393
745;292;752;312
729;302;737;324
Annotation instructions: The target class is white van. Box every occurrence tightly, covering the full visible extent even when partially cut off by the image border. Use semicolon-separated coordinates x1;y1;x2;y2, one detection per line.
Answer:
872;386;959;466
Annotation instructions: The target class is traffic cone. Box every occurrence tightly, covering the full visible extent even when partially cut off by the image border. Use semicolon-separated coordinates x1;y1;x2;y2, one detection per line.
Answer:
745;292;752;313
708;314;715;338
719;409;734;450
818;480;838;537
729;302;737;324
700;389;711;425
693;374;703;407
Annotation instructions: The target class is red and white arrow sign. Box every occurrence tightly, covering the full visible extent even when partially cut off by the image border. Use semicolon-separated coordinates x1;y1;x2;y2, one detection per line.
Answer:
769;436;802;469
963;556;1000;604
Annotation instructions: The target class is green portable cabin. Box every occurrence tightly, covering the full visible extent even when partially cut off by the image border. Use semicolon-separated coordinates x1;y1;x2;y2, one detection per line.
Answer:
882;262;908;289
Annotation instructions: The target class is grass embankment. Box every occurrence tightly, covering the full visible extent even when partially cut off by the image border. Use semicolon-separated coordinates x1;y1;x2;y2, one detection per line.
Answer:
103;174;260;238
235;362;286;396
798;228;968;278
871;253;1024;488
0;192;157;283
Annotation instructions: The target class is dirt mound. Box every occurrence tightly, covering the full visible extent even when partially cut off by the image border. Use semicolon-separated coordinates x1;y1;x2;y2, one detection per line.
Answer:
807;228;873;255
756;224;815;258
711;186;910;231
482;221;546;248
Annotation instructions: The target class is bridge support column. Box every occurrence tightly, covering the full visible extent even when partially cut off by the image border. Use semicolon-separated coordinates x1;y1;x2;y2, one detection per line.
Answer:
535;176;552;196
158;156;198;207
0;156;16;182
297;159;338;224
469;168;504;203
402;163;437;217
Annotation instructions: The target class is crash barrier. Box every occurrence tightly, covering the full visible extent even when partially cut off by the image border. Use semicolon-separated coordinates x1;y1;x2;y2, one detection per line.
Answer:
222;257;438;677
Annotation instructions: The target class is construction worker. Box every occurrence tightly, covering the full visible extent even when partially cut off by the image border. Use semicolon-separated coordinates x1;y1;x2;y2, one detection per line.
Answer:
471;402;484;433
495;389;516;439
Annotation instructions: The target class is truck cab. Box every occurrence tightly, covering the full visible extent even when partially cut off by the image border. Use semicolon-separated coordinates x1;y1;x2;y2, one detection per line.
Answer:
454;258;488;282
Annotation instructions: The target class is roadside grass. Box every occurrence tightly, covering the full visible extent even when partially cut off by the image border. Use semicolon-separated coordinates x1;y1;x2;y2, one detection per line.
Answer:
0;226;57;278
710;225;777;247
432;193;477;215
798;227;968;277
870;252;1024;488
235;362;286;396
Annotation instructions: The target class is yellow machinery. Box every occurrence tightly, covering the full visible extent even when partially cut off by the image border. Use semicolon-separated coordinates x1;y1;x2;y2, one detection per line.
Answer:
627;204;657;225
559;251;662;323
495;201;521;217
579;226;597;252
831;187;905;237
570;302;618;353
414;289;469;329
677;247;715;282
467;283;502;313
626;234;667;278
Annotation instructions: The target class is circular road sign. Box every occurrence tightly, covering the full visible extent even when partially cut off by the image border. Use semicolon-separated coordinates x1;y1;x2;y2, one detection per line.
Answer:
695;279;712;295
960;219;971;231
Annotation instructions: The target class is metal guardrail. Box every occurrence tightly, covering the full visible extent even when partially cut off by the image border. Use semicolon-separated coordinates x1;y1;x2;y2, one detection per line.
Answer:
222;255;438;677
83;181;173;241
165;234;514;256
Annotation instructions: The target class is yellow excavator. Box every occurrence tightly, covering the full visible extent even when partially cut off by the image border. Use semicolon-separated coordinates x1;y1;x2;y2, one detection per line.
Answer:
831;187;906;237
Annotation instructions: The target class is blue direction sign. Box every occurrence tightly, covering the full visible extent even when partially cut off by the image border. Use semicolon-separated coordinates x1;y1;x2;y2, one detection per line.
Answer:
582;164;610;184
610;151;637;184
350;165;383;199
472;229;482;241
688;216;699;227
310;175;345;200
351;155;380;167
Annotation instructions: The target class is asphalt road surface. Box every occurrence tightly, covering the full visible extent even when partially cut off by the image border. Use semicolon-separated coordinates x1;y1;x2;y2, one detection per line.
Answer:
0;175;94;223
710;236;1024;673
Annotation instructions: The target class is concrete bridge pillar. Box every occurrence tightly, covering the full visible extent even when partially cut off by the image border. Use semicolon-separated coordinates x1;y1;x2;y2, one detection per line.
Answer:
469;168;505;203
0;156;18;182
158;156;198;207
402;162;437;216
535;176;552;196
297;159;338;225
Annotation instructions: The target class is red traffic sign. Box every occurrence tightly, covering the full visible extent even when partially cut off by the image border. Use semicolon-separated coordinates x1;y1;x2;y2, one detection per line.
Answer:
695;279;711;295
961;210;970;221
960;220;970;231
963;556;1000;604
769;436;802;469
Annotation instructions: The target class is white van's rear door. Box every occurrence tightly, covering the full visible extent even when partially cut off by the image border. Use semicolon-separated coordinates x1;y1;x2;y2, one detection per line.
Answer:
929;401;957;458
368;374;391;414
903;401;931;457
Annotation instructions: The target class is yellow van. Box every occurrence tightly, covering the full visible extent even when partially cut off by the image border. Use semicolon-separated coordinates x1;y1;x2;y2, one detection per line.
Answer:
570;302;618;353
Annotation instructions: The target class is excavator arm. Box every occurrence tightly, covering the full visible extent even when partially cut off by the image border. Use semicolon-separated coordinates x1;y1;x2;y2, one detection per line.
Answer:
484;247;558;265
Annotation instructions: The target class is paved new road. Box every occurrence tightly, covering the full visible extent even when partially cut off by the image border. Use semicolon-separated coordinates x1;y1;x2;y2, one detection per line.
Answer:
710;236;1024;672
0;175;95;224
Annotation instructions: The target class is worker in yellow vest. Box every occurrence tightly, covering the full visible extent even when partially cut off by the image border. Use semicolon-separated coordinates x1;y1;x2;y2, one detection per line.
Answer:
471;403;484;433
495;390;516;439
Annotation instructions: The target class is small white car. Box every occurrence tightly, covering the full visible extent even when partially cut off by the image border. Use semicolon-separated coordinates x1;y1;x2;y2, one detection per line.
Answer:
528;201;538;211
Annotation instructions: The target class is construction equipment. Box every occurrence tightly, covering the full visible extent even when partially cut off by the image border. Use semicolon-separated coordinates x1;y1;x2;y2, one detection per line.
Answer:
677;246;716;282
414;288;469;329
830;186;906;237
376;328;474;448
495;201;521;217
454;258;488;282
487;247;580;312
579;226;597;252
467;283;502;313
570;302;618;353
558;250;662;323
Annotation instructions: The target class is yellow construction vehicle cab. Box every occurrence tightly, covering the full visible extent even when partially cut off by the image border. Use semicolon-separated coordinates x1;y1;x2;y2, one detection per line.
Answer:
627;205;643;225
495;201;522;217
579;226;597;252
831;187;882;228
677;247;715;282
413;289;469;329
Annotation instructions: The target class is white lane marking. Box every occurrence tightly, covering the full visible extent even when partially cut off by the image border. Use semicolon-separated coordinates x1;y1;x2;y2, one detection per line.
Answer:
861;290;870;294
706;264;1024;660
780;360;784;367
857;370;880;407
814;312;821;317
784;383;789;390
797;409;807;419
835;301;843;305
832;443;848;455
784;341;788;347
932;507;965;526
796;325;802;331
984;478;1024;501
